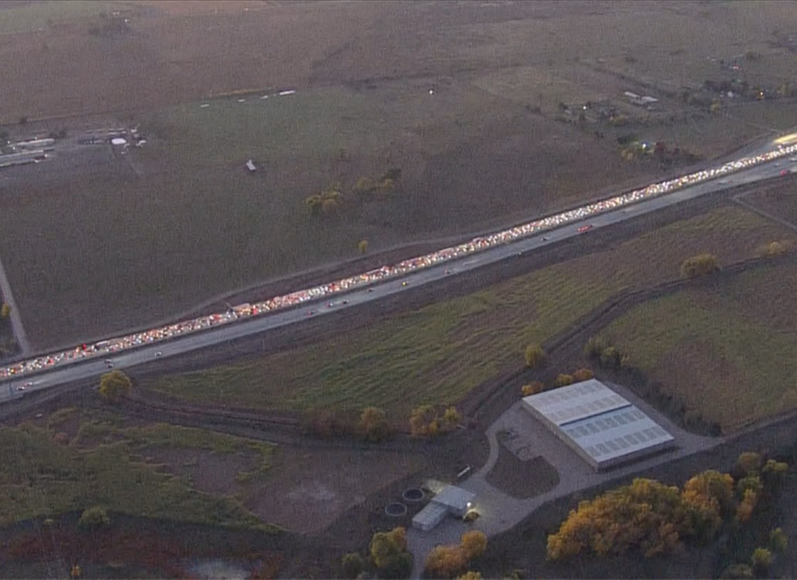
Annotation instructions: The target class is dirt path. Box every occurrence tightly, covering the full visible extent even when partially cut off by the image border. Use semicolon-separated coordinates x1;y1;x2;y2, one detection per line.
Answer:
0;252;29;354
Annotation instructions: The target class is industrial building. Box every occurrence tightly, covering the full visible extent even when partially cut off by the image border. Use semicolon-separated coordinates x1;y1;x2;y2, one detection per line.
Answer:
522;379;675;471
412;481;476;532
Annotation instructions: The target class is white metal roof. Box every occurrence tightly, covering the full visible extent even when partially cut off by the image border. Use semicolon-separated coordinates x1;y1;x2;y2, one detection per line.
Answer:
432;485;475;511
412;502;448;530
522;380;675;469
523;379;629;426
560;405;674;465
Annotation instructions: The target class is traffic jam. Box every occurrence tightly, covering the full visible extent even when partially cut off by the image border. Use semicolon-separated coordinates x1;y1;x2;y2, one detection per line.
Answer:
2;142;796;381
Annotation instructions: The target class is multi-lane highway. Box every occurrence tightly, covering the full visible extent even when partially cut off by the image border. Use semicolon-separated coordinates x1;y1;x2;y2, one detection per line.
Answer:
2;150;794;403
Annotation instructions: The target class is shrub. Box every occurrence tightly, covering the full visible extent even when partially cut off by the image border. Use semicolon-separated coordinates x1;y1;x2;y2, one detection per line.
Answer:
524;343;547;369
756;240;788;258
572;368;594;382
458;572;482;580
720;564;754;579
751;547;772;577
360;407;390;442
521;381;545;397
769;527;787;554
440;407;461;431
410;405;437;437
98;371;132;403
553;374;574;388
736;452;763;477
680;253;720;279
584;336;608;359
424;545;467;579
599;347;622;370
79;506;110;529
460;530;487;561
0;303;10;318
341;553;364;579
358;240;369;254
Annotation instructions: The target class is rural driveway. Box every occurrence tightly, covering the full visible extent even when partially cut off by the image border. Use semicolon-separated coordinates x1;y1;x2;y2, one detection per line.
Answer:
406;381;721;578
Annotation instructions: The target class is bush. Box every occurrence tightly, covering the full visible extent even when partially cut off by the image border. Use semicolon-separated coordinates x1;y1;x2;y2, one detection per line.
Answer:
458;572;482;580
521;381;545;397
756;240;788;258
680;253;720;279
584;336;609;359
524;343;547;369
79;506;110;529
460;530;487;561
424;545;467;579
599;347;622;370
0;303;10;318
572;368;594;382
751;547;772;578
358;240;369;254
360;407;390;442
341;553;364;579
720;564;754;579
440;407;461;431
769;527;787;554
553;374;574;388
410;405;437;437
98;371;132;403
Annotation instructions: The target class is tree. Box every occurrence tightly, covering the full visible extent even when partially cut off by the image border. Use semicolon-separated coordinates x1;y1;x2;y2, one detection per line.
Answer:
553;374;574;388
358;239;369;254
98;370;132;403
761;459;788;492
353;176;377;196
424;545;467;579
360;407;390;442
572;368;594;382
79;506;110;529
341;552;364;579
460;530;487;561
370;527;411;579
440;406;461;431
680;253;720;279
769;527;787;554
756;241;788;258
751;547;772;578
521;381;545;396
410;405;436;437
584;336;609;358
458;572;482;580
736;452;763;477
682;470;736;519
0;303;10;318
599;347;622;370
735;489;758;524
720;564;754;579
524;343;547;369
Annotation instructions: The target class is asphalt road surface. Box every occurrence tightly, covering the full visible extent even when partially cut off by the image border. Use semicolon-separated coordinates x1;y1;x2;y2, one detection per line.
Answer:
1;156;793;402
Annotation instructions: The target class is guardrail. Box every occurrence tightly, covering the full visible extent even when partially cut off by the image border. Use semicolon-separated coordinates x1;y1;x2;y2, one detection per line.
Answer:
2;143;796;383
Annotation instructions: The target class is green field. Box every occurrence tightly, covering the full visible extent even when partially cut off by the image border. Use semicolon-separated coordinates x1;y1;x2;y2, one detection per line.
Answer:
145;205;796;419
0;408;276;530
601;258;797;432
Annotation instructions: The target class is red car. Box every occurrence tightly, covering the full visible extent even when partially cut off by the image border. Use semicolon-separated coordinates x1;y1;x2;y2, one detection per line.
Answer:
780;169;789;176
577;224;593;233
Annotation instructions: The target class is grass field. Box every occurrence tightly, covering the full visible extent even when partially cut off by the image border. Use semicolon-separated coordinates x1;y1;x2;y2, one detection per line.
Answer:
600;258;797;432
0;1;119;35
0;408;276;530
4;1;797;349
145;205;796;419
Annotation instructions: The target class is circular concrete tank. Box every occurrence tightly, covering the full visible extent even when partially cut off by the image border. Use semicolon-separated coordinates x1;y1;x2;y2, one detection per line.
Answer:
385;502;408;517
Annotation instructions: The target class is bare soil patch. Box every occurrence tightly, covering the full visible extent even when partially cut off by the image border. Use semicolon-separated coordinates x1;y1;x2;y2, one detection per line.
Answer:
485;449;559;500
247;447;426;535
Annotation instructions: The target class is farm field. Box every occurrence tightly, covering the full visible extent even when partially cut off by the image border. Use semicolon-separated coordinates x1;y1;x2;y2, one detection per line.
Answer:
600;257;797;433
144;204;796;420
4;1;797;350
0;407;276;530
743;182;797;226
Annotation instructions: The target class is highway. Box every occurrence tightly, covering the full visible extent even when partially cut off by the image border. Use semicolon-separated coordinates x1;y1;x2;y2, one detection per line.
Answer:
1;153;795;403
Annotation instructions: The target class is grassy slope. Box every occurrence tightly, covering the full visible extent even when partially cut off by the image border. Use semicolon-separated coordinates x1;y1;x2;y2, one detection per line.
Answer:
0;408;275;529
602;259;797;432
146;205;795;418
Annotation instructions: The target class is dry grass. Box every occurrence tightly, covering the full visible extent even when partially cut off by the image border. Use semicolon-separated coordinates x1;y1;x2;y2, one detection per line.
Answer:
146;205;796;418
601;258;797;432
